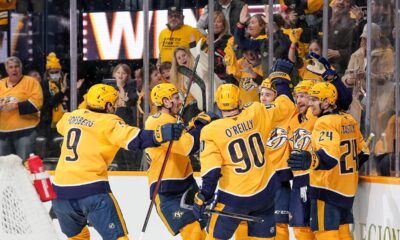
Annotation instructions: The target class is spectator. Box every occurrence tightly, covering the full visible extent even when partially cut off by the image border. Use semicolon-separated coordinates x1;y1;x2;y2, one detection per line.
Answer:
133;68;143;127
158;5;203;63
232;5;292;78
197;0;245;35
345;23;394;135
210;11;231;80
111;63;141;170
0;56;43;161
113;63;137;126
298;38;324;82
28;70;42;82
235;49;264;106
327;0;363;76
170;46;201;123
137;65;162;124
38;53;69;141
134;68;143;93
159;61;172;82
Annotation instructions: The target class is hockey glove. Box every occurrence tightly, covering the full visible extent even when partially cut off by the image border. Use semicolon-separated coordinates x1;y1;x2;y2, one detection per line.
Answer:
270;59;294;75
193;192;212;221
288;150;313;171
358;151;370;170
187;112;219;130
154;123;185;144
269;59;293;90
306;52;337;81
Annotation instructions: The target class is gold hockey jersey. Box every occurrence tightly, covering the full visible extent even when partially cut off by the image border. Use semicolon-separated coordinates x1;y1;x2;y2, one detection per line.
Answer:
309;111;366;209
288;108;317;187
266;100;297;182
53;109;148;199
145;112;196;197
200;96;295;208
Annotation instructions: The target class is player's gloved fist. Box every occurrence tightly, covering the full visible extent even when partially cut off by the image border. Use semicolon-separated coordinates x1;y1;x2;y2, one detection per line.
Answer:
269;59;293;88
188;112;219;130
288;150;312;170
306;52;337;81
154;123;185;144
193;192;212;220
357;151;370;170
270;59;294;75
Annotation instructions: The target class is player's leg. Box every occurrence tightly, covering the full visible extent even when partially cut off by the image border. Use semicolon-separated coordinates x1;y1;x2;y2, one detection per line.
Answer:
68;227;90;240
85;193;129;240
51;198;90;240
338;207;354;240
338;224;352;240
247;201;276;240
155;191;205;239
206;203;242;240
233;221;248;239
310;199;342;240
274;181;291;240
289;186;314;240
180;221;206;240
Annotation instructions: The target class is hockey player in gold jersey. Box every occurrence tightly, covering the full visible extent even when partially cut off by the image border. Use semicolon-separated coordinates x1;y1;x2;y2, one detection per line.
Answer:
193;60;296;240
287;80;317;240
288;82;369;240
258;75;296;240
52;84;184;240
145;83;216;240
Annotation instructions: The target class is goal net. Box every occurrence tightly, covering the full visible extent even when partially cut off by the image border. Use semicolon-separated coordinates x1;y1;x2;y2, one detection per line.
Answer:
0;154;59;240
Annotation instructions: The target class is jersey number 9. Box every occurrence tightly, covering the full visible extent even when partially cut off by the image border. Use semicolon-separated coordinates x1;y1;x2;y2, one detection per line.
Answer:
228;133;265;174
65;128;82;161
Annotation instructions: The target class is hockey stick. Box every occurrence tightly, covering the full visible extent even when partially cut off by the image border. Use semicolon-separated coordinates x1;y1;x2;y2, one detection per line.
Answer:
139;55;201;240
179;189;264;223
178;65;206;111
208;209;264;223
363;133;375;152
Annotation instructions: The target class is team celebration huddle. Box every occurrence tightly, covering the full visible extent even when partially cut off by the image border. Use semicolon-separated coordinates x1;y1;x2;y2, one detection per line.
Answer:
49;54;367;240
3;0;392;239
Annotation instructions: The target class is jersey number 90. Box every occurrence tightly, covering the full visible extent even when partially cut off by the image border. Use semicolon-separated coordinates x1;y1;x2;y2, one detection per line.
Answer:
228;133;265;174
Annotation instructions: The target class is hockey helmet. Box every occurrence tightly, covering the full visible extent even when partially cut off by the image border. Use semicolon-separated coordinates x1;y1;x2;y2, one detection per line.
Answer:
215;84;240;111
151;83;179;107
308;82;337;105
86;84;118;110
294;80;315;94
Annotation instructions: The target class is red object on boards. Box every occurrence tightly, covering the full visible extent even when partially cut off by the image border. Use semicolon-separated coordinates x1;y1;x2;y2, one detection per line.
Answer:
27;154;57;202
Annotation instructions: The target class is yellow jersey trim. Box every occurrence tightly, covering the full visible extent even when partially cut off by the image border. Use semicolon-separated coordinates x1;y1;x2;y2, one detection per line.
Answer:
360;176;400;185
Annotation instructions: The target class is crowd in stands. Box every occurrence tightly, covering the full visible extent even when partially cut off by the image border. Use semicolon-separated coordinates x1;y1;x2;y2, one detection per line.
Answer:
0;0;398;176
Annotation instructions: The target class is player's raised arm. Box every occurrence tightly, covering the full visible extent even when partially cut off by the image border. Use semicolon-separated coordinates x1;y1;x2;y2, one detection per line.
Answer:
306;52;353;110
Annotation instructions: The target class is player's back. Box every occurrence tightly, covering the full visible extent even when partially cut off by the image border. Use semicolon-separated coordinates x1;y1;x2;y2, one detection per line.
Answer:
310;112;364;209
53;109;139;198
200;102;280;208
